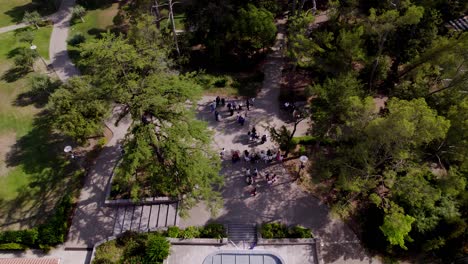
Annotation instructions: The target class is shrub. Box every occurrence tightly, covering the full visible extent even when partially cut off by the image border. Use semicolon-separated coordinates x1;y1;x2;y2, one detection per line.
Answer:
68;33;86;46
181;226;200;239
0;243;27;250
214;78;227;87
292;136;316;145
94;240;123;264
122;256;146;264
93;259;113;264
113;12;125;26
167;226;180;238
289;226;313;238
145;234;170;263
261;222;288;239
37;195;72;246
123;239;145;260
200;223;226;239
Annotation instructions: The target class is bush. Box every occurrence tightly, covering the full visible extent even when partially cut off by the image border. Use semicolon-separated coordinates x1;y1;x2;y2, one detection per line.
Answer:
214;78;227;87
289;226;313;238
167;226;180;238
145;234;170;263
68;33;86;46
0;243;27;250
37;195;72;246
261;223;313;239
261;222;288;239
181;226;200;239
292;136;316;145
93;259;113;264
0;229;38;247
0;196;72;250
200;223;226;239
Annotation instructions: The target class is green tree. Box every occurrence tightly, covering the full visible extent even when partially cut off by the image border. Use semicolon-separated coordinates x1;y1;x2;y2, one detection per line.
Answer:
308;73;363;138
48;76;110;143
16;29;35;44
14;47;37;71
30;73;55;96
72;5;87;22
22;11;42;29
70;32;223;214
366;3;424;90
232;4;276;53
380;205;415;250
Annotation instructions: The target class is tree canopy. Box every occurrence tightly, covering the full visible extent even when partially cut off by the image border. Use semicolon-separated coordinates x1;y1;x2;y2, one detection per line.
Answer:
48;18;223;214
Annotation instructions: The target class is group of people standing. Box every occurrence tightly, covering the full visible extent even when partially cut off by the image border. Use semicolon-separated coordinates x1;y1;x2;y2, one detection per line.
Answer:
244;167;279;196
210;96;254;125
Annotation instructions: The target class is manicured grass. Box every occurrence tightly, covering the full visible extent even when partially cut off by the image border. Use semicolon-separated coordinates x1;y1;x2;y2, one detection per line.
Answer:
0;0;55;28
68;3;118;64
0;26;82;231
69;3;118;40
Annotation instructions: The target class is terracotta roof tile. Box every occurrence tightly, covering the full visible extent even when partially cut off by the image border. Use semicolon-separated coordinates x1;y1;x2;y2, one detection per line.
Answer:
0;259;60;264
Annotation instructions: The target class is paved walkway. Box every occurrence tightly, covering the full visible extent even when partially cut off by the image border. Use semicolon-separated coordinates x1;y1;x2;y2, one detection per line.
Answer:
48;0;80;81
0;23;28;34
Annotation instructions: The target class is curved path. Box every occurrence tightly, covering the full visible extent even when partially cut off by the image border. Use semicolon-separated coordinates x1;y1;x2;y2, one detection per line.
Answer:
48;0;80;81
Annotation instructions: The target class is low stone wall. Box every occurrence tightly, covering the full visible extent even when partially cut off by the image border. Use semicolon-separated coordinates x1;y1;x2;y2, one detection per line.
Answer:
167;237;229;245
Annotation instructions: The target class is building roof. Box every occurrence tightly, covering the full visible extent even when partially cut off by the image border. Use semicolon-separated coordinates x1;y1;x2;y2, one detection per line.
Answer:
203;250;284;264
0;259;60;264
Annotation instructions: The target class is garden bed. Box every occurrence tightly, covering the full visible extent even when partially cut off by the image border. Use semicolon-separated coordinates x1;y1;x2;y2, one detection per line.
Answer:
91;223;227;264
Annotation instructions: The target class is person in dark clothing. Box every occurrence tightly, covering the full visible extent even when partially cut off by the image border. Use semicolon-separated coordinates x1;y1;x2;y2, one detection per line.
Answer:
246;99;250;110
239;116;245;126
221;98;225;106
230;108;234;116
261;135;267;144
214;110;219;121
215;96;221;107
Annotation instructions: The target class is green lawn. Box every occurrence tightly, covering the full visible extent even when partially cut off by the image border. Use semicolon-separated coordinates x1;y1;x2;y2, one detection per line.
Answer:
0;26;81;230
0;0;55;28
68;3;119;64
69;3;118;40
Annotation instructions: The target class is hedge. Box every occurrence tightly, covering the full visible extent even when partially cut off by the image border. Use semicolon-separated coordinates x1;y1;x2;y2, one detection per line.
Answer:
165;223;226;239
0;243;28;250
0;195;73;251
261;222;313;239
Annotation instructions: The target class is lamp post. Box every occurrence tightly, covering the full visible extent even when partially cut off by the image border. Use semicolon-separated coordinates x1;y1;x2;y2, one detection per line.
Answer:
64;145;74;159
297;155;309;179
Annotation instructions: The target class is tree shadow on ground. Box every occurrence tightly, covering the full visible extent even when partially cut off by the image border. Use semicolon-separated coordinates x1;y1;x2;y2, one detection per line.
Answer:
4;2;54;24
14;79;60;108
0;111;83;230
1;67;30;83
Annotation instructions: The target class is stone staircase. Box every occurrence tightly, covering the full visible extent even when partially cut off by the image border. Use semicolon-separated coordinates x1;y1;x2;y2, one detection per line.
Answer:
227;223;257;246
112;203;178;236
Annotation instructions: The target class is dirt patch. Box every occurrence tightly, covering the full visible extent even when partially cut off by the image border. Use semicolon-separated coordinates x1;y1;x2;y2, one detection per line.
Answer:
373;95;388;113
0;132;17;176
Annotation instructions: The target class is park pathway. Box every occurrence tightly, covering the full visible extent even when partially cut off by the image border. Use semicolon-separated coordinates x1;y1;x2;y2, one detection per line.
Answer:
48;0;80;81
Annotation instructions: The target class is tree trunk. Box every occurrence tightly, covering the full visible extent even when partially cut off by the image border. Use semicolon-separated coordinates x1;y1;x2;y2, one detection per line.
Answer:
369;31;388;91
154;0;161;29
168;0;180;56
284;119;301;157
